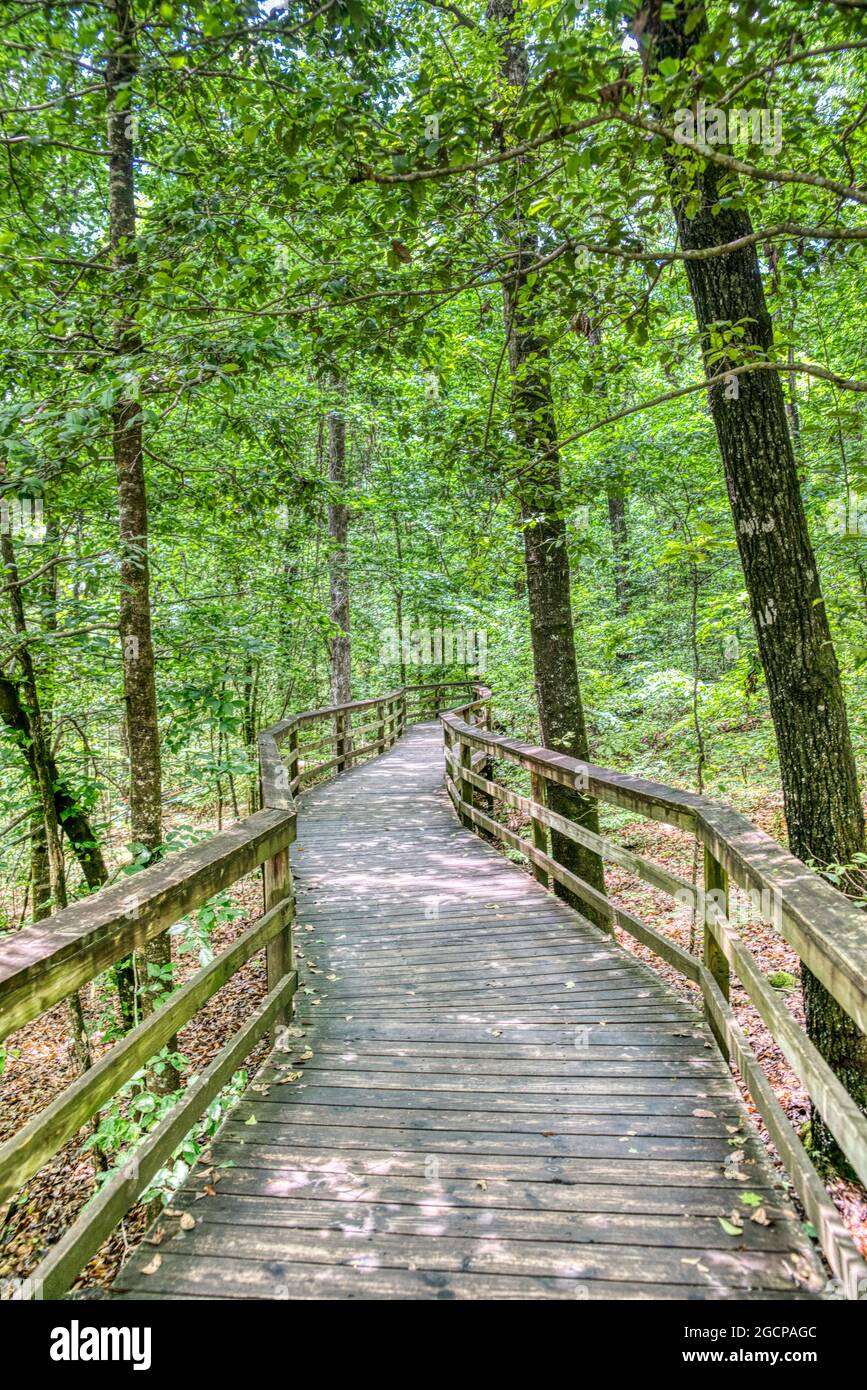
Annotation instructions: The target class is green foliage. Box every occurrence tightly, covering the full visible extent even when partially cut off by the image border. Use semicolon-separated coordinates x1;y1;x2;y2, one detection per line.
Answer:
0;0;864;893
86;1061;248;1207
767;971;798;991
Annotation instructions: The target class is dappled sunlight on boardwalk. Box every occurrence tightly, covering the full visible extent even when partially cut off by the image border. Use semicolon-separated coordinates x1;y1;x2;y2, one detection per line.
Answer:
113;724;825;1300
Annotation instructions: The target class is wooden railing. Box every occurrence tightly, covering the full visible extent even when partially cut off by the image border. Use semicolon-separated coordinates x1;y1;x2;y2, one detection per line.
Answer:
0;677;480;1298
442;686;867;1300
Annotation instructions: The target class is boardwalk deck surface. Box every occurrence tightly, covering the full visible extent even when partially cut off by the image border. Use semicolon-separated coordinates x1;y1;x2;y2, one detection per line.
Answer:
113;723;826;1300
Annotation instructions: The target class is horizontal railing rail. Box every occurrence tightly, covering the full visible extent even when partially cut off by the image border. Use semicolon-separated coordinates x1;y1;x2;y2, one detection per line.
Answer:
0;676;481;1298
441;688;867;1300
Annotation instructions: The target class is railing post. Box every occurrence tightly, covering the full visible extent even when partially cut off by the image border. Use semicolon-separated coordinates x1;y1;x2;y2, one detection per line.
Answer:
459;737;473;828
703;844;730;1059
335;709;347;772
399;692;407;737
529;772;549;888
260;725;295;1034
264;845;293;1030
377;698;386;753
287;728;298;791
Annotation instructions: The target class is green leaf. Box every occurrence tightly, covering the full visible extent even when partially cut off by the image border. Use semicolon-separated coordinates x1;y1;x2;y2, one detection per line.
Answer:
718;1217;743;1236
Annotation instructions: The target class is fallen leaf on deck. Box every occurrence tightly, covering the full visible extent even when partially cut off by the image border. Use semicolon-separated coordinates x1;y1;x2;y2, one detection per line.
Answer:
718;1217;743;1236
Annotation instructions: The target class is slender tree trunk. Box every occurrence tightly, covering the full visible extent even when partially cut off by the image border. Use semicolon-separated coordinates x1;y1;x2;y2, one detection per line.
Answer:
488;0;606;922
1;535;94;1073
241;653;259;814
328;379;352;706
392;512;407;688
106;0;174;1076
0;676;110;882
786;338;803;460
0;517;109;895
30;808;51;922
645;0;866;1163
606;490;631;616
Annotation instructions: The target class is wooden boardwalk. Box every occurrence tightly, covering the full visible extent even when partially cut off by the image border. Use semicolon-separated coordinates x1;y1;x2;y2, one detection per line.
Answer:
113;723;826;1300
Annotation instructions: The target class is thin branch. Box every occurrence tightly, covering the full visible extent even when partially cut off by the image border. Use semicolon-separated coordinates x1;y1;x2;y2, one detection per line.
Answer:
544;359;867;457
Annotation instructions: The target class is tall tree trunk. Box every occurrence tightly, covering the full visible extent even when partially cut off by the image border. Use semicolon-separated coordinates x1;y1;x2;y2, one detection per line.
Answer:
488;0;606;923
106;0;174;1076
328;379;352;706
606;490;631;616
392;512;407;689
1;535;93;1074
645;0;866;1163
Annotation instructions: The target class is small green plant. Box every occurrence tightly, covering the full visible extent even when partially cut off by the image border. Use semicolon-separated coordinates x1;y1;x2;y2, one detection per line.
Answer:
767;970;797;990
85;1061;248;1207
84;1051;185;1170
809;852;867;907
171;889;244;967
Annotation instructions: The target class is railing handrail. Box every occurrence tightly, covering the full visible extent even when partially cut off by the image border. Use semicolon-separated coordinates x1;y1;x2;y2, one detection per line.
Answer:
441;689;867;1299
0;675;481;1298
441;700;867;1039
259;679;483;808
0;678;484;1041
0;807;295;1045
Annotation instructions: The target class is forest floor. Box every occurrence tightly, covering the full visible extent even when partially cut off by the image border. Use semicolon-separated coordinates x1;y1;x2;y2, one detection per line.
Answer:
1;785;865;1297
0;860;270;1294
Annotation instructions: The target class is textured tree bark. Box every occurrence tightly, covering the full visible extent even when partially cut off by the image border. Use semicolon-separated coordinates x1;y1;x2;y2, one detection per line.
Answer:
606;490;631;616
0;678;109;891
107;0;174;1072
30;808;51;923
488;0;606;922
328;379;352;707
645;0;866;1162
1;536;94;1073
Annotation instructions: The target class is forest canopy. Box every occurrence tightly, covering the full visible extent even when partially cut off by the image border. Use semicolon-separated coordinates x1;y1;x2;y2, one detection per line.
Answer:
2;0;867;1302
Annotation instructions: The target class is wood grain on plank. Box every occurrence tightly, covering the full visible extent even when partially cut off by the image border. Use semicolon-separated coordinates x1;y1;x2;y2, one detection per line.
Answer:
114;723;826;1302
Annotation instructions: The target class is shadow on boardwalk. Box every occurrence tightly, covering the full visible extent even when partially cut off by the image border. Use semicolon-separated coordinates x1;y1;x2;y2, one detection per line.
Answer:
113;724;825;1300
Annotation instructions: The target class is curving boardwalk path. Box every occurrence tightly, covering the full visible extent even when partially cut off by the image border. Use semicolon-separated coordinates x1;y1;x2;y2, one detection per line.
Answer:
114;723;826;1300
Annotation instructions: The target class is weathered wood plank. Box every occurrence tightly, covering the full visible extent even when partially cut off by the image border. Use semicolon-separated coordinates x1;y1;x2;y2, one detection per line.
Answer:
705;903;867;1189
0;897;294;1206
31;969;297;1300
442;706;867;1037
0;808;295;1043
112;723;830;1301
